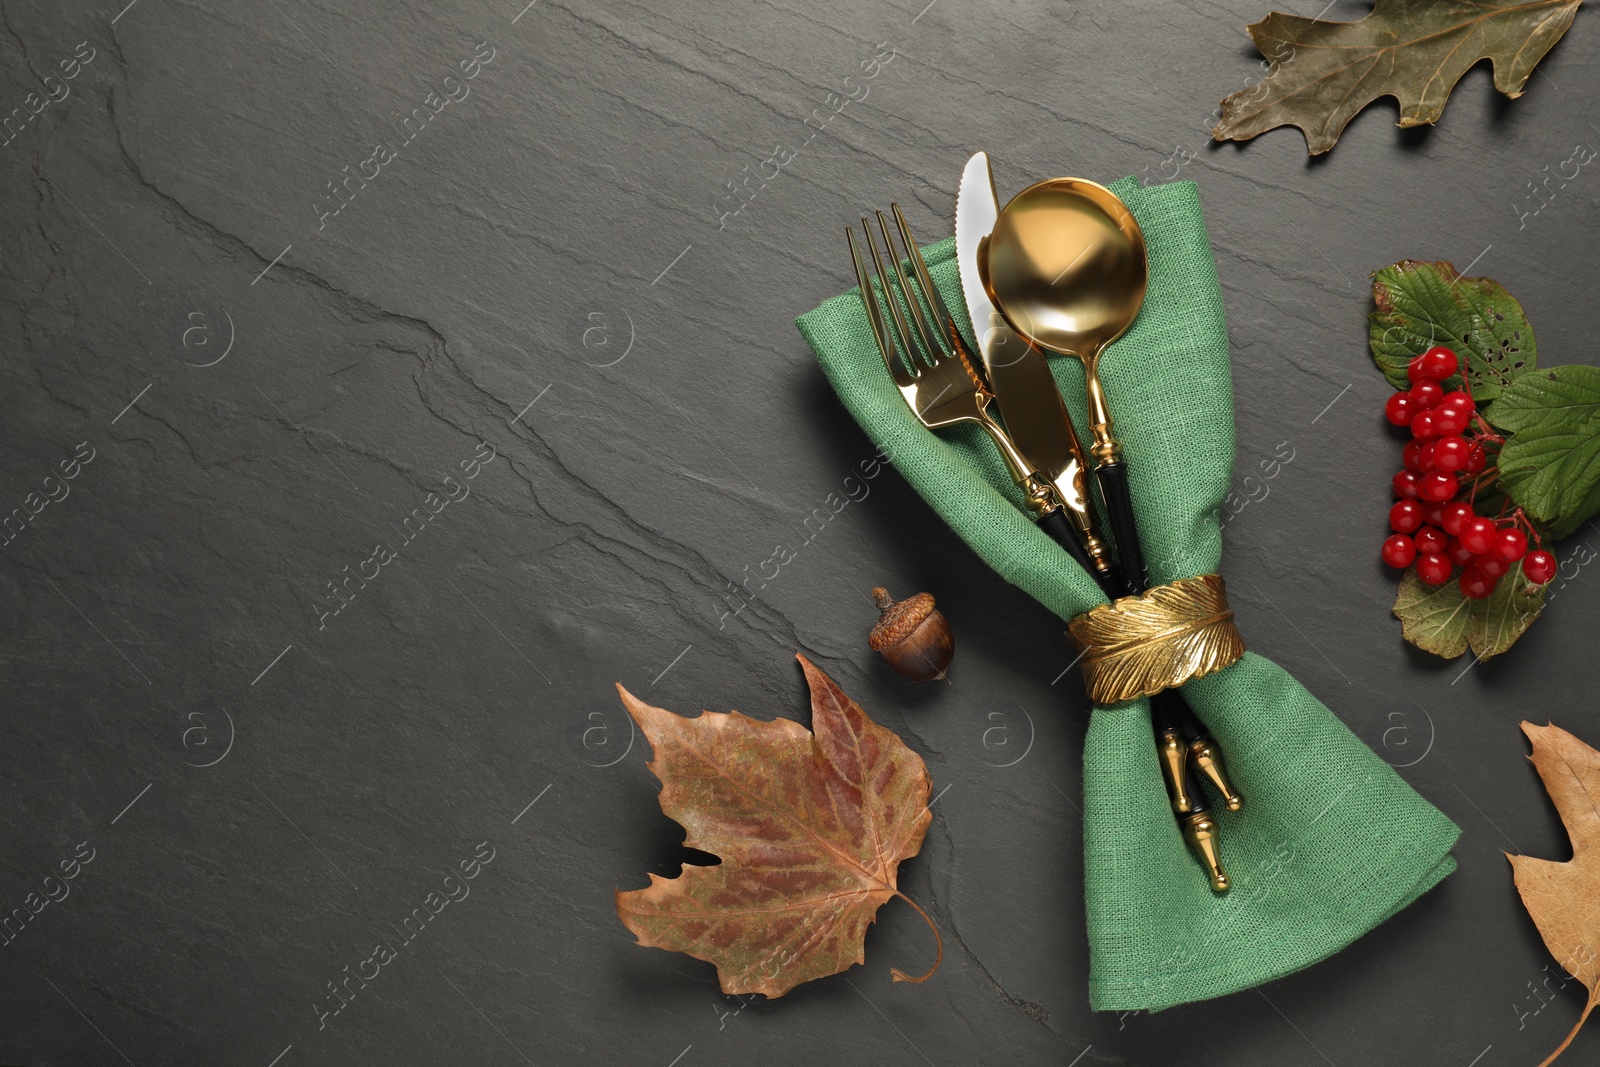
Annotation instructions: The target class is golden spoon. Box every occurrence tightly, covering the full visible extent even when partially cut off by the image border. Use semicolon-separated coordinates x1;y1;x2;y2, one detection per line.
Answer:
979;175;1147;569
982;177;1240;890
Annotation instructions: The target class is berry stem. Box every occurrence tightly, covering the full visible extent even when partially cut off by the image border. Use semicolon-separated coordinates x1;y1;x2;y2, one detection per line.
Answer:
1469;413;1504;443
1461;467;1499;496
1510;507;1543;545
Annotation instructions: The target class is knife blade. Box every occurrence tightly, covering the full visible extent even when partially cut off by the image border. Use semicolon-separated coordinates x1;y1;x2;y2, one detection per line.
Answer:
955;152;1121;593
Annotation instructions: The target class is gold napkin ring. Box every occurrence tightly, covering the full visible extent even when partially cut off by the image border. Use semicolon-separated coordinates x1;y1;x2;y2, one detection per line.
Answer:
1066;574;1245;705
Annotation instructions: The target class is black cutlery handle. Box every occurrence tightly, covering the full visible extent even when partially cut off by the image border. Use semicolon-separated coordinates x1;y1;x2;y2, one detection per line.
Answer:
1172;696;1243;811
1095;461;1146;593
1152;696;1209;816
1092;456;1237;887
1153;691;1230;889
1036;507;1092;570
1093;465;1210;746
1037;508;1124;600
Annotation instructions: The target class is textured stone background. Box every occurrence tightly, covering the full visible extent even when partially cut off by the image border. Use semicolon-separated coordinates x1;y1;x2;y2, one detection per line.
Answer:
1;0;1597;1063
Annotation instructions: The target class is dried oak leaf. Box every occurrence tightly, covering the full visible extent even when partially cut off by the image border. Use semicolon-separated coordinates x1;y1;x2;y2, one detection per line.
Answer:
1214;0;1581;155
614;653;939;998
1507;722;1600;1066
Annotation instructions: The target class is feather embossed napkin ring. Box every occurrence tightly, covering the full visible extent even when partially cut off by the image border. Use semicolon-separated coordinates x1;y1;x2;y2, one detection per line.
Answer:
1066;575;1245;706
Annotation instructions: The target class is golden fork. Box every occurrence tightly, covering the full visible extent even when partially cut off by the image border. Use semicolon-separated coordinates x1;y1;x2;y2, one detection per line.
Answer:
846;204;1112;583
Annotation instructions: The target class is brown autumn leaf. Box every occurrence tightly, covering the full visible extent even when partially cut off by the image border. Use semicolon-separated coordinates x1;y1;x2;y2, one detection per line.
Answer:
1506;722;1600;1066
614;653;939;998
1213;0;1581;155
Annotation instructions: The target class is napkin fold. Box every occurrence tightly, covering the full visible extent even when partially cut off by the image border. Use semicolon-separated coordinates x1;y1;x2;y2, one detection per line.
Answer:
795;178;1458;1012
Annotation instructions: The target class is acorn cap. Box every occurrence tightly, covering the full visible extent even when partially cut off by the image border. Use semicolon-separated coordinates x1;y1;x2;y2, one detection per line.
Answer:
869;587;938;651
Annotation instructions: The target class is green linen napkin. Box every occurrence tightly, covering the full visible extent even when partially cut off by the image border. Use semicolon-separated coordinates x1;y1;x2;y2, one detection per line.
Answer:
795;178;1459;1012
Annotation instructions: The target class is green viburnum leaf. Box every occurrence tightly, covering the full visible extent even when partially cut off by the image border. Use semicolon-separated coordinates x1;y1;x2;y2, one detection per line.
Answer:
1393;566;1547;661
1213;0;1581;155
1368;259;1536;403
1489;365;1600;539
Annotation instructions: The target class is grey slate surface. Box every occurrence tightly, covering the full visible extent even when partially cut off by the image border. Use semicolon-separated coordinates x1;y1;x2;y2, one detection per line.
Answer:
1;0;1597;1063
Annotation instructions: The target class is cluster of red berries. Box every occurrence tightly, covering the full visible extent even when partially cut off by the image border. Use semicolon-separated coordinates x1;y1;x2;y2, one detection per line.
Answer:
1382;346;1556;598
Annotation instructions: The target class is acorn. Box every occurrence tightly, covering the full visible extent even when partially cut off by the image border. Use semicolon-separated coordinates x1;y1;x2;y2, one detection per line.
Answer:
869;587;954;681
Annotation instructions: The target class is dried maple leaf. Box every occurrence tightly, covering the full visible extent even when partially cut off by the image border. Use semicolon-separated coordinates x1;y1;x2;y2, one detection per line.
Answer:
1213;0;1581;155
1507;722;1600;1066
614;653;939;998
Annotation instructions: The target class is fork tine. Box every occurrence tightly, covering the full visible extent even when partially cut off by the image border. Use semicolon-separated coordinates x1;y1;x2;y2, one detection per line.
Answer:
875;210;942;366
894;202;987;394
862;216;923;373
893;203;961;349
847;225;912;388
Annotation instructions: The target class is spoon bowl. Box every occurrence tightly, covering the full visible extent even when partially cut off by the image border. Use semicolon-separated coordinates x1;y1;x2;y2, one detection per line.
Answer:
980;177;1147;373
